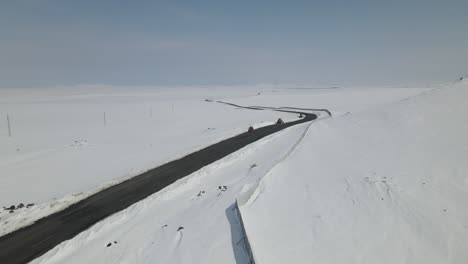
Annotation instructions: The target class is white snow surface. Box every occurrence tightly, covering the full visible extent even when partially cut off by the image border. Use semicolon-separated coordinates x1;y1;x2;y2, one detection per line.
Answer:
0;83;438;263
239;80;468;264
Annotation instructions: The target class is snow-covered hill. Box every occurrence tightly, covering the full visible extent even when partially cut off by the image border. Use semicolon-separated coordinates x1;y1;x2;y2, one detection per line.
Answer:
239;80;468;263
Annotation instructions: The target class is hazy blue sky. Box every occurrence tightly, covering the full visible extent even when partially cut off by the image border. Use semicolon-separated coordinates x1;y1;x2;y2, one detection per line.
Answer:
1;0;467;87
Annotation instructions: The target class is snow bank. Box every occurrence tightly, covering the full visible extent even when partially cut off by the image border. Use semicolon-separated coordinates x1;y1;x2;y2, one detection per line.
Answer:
239;81;468;263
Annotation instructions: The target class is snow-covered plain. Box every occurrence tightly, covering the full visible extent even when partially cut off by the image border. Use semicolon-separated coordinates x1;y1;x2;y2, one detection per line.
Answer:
239;80;468;263
0;83;439;263
0;86;296;235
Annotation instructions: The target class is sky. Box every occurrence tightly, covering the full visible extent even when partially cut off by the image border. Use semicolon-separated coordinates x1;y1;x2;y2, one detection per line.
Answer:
0;0;467;87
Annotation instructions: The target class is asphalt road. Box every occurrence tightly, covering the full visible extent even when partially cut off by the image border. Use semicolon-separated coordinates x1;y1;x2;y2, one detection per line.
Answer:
0;111;316;264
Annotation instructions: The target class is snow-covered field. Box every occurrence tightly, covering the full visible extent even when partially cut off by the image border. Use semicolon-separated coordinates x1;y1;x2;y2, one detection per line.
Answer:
2;82;454;264
0;86;296;235
239;79;468;263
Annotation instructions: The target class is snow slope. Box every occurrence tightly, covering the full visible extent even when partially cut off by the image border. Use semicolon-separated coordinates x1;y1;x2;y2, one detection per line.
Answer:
239;80;468;263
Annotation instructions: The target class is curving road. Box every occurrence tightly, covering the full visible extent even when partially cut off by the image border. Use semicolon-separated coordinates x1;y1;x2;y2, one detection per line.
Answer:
0;110;316;264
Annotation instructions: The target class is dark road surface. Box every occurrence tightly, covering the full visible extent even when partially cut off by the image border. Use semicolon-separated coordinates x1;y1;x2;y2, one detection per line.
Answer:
0;111;316;264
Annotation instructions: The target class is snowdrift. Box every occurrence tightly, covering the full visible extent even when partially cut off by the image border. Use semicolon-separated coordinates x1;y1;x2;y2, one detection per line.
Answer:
238;80;468;263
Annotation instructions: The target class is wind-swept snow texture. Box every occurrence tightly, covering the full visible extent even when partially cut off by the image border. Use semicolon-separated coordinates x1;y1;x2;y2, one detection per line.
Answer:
239;81;468;264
